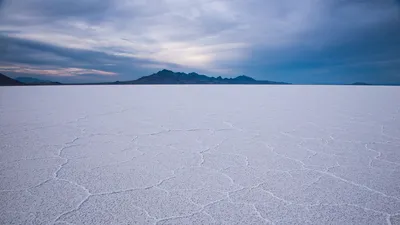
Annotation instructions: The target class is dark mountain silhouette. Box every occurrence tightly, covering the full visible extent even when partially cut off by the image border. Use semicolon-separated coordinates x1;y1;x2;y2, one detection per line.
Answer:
0;73;23;86
116;69;289;85
2;70;289;86
16;77;61;85
351;82;371;85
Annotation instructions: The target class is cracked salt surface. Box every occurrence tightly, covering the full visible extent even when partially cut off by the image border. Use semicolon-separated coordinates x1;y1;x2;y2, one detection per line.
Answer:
1;85;400;225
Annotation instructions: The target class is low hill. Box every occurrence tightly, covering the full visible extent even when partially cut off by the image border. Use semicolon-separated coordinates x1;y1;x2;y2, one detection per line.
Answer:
351;82;371;85
16;77;61;85
0;73;23;86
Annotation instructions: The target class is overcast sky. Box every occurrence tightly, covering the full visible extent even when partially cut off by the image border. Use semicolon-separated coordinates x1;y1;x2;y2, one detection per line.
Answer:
0;0;399;84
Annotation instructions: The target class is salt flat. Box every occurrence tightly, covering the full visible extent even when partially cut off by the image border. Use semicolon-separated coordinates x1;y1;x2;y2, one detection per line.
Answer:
0;85;399;225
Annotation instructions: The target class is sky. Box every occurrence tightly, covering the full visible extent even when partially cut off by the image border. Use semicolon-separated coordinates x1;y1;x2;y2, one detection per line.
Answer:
0;0;399;84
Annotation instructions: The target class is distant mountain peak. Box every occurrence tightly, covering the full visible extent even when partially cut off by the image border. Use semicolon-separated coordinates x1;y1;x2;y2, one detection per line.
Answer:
158;69;174;74
234;75;256;81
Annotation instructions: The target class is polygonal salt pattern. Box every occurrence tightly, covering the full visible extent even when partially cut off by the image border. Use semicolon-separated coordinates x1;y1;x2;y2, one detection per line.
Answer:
1;85;400;224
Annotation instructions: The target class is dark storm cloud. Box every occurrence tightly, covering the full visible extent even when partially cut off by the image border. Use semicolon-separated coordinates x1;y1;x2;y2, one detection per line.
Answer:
1;0;113;23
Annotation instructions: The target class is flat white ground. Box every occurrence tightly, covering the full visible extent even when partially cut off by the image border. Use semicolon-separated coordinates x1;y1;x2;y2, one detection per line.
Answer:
0;85;400;225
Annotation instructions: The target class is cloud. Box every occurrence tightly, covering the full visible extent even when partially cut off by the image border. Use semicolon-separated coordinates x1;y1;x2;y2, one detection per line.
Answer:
0;34;190;82
0;0;399;83
0;64;117;77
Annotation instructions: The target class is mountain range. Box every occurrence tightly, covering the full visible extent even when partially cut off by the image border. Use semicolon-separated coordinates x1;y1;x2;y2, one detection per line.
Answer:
113;69;288;85
1;70;395;86
0;70;289;86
